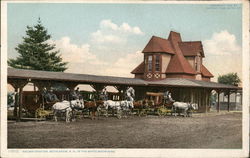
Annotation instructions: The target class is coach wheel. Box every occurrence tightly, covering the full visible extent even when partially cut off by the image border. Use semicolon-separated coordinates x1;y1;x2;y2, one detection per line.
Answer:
157;109;164;116
117;113;122;119
117;110;122;119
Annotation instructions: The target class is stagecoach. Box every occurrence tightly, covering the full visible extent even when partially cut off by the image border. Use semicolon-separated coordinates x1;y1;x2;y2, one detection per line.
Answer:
132;92;173;116
144;92;173;116
21;91;68;119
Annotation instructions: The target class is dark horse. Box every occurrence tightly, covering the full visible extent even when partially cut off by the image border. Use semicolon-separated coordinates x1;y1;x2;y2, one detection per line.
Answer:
84;100;104;120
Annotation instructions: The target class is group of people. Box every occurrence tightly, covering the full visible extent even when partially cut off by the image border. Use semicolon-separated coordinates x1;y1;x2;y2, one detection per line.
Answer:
42;87;136;103
42;87;82;103
43;87;173;104
42;88;59;103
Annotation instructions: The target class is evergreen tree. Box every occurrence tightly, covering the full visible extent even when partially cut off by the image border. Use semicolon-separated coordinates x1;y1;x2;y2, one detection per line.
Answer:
8;18;67;71
218;72;241;86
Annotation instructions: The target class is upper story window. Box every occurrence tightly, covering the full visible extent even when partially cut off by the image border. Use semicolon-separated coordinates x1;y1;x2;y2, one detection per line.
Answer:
195;57;198;71
155;55;160;72
148;55;152;72
195;56;201;72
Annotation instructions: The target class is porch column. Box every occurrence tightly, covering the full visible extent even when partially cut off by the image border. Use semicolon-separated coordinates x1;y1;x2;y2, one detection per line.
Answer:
227;90;230;112
240;91;242;106
8;79;28;121
235;90;238;108
204;89;207;113
217;90;221;113
91;84;106;99
14;88;18;117
18;87;24;121
114;85;127;101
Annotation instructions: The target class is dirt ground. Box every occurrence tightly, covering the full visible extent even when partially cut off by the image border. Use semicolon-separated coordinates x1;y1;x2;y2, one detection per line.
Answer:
8;112;242;149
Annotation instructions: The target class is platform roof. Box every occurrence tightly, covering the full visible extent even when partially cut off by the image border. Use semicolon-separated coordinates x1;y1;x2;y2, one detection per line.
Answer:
8;68;240;90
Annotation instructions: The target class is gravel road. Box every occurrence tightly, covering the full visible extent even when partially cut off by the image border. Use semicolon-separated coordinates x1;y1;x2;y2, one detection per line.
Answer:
8;112;242;148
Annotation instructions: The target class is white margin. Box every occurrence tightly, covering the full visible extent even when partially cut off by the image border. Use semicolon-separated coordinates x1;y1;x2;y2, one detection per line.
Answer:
242;0;250;157
1;1;8;158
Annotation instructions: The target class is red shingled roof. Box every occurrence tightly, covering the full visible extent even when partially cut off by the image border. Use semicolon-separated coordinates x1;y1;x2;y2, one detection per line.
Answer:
132;31;213;79
179;41;205;57
131;62;144;74
166;31;196;75
165;53;196;74
142;36;175;54
168;31;182;43
201;65;214;77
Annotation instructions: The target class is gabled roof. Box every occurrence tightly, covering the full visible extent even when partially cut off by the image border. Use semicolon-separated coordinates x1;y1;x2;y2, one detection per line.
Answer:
201;65;214;77
179;41;205;57
165;31;196;75
142;36;175;54
131;62;144;74
165;53;196;74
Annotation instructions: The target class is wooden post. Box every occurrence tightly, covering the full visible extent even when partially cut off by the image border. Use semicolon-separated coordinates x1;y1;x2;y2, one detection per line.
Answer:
222;92;225;102
235;90;237;107
204;89;207;113
114;85;127;101
240;91;242;106
91;84;106;100
217;90;220;113
190;89;194;103
227;90;230;112
8;79;28;121
18;87;23;121
14;88;18;117
207;89;211;112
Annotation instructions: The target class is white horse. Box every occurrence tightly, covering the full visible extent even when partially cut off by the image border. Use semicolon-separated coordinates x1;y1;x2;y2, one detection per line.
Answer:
104;100;121;110
103;100;122;118
120;100;134;118
120;100;134;110
172;102;198;117
52;99;84;122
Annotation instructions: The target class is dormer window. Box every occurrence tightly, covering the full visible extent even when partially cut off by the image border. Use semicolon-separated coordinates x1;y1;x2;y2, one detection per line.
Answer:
155;55;160;72
148;55;152;72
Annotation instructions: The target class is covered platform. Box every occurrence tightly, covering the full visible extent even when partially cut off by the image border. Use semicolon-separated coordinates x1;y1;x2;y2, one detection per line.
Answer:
7;68;242;121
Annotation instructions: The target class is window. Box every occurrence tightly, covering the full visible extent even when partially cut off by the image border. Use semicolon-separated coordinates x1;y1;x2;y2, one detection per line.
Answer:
148;55;152;72
155;55;160;72
195;57;198;71
195;56;201;72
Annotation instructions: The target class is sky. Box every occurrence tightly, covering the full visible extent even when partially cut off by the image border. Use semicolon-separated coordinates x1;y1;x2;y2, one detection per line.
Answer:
7;3;242;82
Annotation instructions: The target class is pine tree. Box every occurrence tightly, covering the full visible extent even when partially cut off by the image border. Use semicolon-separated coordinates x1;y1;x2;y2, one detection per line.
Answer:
8;18;67;72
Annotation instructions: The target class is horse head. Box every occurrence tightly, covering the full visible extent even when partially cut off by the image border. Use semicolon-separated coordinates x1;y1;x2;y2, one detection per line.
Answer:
71;99;84;109
193;103;198;110
188;103;198;110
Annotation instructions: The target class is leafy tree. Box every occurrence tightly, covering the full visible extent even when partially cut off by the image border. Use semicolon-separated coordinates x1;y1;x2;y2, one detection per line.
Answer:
218;73;241;86
8;18;67;71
